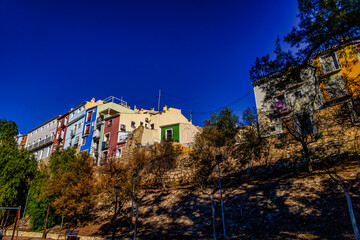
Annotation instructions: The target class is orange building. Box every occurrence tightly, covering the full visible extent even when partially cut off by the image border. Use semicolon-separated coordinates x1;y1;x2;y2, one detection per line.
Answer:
313;38;360;105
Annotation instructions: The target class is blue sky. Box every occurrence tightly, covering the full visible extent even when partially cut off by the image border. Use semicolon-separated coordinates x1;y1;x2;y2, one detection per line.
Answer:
0;0;299;133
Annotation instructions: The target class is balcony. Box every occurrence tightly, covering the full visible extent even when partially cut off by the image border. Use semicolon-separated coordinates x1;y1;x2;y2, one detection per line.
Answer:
26;135;55;151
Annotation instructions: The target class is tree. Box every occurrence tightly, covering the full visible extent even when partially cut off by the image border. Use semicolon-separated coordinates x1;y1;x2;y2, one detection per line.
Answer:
234;107;271;173
192;108;239;184
147;142;181;190
191;108;238;239
0;119;37;209
26;163;59;231
249;0;360;172
41;149;96;225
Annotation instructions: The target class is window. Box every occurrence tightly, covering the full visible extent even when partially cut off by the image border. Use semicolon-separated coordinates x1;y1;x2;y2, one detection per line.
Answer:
108;119;113;127
102;151;108;160
325;74;346;99
84;124;91;135
293;112;315;135
58;121;61;127
81;137;86;146
75;136;80;145
104;133;110;147
140;121;144;126
120;124;126;131
320;52;340;74
116;148;122;158
131;121;136;128
165;129;173;141
86;111;93;122
273;94;287;112
151;124;155;129
78;123;82;129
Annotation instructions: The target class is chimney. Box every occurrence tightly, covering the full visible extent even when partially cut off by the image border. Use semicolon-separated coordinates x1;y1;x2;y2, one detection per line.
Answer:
163;105;168;111
91;98;95;102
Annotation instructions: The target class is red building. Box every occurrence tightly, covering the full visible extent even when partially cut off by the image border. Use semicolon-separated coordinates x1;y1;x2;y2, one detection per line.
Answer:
53;113;69;151
101;114;126;162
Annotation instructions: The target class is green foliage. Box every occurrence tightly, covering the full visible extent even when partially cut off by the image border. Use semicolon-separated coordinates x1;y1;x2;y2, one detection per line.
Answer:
49;147;77;175
274;143;284;149
203;108;239;147
234;107;271;168
0;119;18;144
26;164;60;231
192;108;239;185
0;119;37;208
315;132;323;140
250;0;360;82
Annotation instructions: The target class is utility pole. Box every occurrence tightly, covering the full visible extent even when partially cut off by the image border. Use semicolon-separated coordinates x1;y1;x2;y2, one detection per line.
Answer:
157;90;161;112
190;110;193;123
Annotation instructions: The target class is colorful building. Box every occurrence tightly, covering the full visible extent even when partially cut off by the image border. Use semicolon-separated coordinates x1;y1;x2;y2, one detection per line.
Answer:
90;98;135;164
63;98;105;150
53;113;69;151
25;116;59;161
79;106;98;154
16;133;27;149
313;38;360;107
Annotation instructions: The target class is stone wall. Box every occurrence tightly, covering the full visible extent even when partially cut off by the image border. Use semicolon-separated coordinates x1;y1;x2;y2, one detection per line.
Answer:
258;103;360;166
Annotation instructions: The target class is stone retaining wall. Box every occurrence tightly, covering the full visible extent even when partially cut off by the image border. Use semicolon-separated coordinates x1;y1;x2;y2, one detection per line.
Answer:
2;230;131;240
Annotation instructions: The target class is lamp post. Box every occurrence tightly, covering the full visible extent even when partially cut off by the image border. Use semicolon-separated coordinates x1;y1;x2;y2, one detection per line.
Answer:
112;184;121;240
130;172;139;232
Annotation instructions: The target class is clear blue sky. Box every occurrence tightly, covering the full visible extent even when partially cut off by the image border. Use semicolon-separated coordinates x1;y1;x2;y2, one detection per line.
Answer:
0;0;298;133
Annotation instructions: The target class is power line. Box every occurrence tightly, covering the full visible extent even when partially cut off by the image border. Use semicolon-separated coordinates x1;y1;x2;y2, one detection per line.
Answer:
128;96;158;106
162;91;220;108
192;89;254;115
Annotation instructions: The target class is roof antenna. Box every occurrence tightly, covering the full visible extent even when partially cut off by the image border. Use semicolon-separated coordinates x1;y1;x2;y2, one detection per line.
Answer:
157;90;161;111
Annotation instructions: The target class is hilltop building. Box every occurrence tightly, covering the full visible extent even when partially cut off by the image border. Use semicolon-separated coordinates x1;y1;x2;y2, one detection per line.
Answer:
21;96;199;163
252;37;360;138
25;116;59;160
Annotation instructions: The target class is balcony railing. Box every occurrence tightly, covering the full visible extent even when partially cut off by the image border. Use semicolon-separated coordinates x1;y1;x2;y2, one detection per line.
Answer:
26;135;55;150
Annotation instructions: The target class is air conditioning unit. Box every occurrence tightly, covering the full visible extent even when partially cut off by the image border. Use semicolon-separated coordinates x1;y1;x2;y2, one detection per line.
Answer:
145;117;150;122
120;124;126;131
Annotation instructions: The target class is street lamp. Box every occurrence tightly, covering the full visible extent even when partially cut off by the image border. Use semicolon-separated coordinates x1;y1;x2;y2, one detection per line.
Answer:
130;172;139;232
112;184;121;240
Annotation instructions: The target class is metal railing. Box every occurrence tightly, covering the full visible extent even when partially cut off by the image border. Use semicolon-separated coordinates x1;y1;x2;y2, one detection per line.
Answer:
26;135;55;150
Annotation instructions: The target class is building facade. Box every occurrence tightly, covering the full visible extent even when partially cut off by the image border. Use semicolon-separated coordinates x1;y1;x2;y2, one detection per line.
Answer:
53;113;69;151
25;116;59;160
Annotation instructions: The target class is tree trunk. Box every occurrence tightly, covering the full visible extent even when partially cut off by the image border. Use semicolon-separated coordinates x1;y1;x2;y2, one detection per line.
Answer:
344;191;360;240
42;204;50;239
112;194;118;240
300;141;312;173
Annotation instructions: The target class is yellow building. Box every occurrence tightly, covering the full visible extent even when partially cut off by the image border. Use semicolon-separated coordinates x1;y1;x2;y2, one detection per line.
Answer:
313;38;360;104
